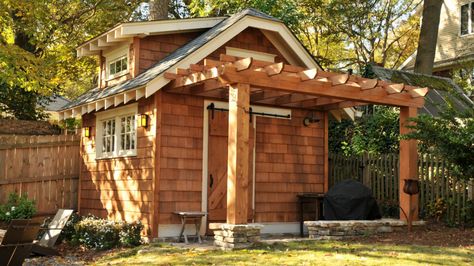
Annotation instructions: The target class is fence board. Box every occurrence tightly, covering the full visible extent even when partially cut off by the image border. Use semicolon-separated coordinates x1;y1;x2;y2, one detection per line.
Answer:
329;152;471;224
0;134;80;215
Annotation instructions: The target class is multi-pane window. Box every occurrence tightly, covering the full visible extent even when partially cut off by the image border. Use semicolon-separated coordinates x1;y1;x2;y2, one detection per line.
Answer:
461;2;474;35
97;106;137;158
120;115;136;152
109;56;128;77
101;119;116;154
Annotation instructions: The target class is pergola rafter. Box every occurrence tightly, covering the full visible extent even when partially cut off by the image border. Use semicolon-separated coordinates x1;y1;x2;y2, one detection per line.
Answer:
163;54;428;110
164;55;428;225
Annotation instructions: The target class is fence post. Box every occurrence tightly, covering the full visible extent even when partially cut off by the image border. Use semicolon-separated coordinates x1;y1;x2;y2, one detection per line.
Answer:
362;152;370;187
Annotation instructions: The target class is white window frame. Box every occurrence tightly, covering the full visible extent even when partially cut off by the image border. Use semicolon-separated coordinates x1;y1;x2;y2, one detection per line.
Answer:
95;103;138;159
460;2;474;36
104;45;130;80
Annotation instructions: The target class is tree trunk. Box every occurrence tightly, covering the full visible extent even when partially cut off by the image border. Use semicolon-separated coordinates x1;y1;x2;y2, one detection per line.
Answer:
414;0;443;74
149;0;169;20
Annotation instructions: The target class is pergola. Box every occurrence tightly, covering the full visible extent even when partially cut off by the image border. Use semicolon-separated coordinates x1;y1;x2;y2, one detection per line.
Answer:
164;54;428;225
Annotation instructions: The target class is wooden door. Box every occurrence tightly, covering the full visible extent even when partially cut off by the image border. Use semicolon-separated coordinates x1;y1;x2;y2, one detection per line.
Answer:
207;110;254;224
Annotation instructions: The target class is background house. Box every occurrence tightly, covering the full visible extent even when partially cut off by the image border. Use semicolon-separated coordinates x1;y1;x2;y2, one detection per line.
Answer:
401;0;474;93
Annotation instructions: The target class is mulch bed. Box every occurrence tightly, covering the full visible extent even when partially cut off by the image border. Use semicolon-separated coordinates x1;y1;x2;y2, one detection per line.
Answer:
348;222;474;248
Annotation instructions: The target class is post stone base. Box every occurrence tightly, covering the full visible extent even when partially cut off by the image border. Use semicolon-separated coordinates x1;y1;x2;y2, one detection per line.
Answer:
211;223;263;250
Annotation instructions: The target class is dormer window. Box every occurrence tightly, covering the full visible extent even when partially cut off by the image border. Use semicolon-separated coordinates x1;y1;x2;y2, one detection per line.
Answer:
109;56;128;77
461;2;474;35
105;45;130;80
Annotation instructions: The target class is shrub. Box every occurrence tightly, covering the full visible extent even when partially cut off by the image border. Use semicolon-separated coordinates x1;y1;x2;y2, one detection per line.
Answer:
73;215;143;250
0;192;36;222
57;212;81;244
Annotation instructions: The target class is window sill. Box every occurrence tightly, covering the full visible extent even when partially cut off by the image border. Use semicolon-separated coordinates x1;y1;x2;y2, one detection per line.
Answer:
460;33;474;38
96;152;137;160
107;71;130;81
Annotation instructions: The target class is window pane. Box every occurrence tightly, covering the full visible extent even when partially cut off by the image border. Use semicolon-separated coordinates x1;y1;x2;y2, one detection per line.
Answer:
122;58;128;70
461;4;469;35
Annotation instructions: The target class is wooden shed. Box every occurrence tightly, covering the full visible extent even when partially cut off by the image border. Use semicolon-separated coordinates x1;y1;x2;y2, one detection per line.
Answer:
60;9;428;239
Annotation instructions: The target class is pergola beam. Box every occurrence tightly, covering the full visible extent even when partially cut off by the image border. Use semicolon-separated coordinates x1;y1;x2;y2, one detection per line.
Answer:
216;68;424;107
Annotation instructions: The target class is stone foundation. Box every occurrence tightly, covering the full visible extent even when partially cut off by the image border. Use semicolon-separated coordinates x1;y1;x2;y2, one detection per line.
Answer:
211;223;263;250
304;219;425;239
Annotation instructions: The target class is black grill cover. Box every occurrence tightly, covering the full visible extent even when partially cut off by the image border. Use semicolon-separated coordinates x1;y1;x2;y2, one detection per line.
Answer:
323;179;381;220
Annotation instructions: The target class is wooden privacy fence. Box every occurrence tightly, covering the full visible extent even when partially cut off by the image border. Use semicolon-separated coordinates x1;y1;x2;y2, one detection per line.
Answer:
329;153;473;224
0;134;80;215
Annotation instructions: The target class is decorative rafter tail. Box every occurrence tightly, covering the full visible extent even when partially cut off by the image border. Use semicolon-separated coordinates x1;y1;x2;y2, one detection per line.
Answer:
176;68;190;75
330;73;350;85
164;72;180;80
190;64;206;72
264;62;284;76
384;83;405;94
359;79;379;90
220;53;238;62
346;81;361;87
204;58;223;67
299;68;318;81
408;87;429;98
233;57;253;71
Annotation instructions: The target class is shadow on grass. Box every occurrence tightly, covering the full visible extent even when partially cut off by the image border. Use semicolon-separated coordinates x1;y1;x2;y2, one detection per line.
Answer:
96;240;474;266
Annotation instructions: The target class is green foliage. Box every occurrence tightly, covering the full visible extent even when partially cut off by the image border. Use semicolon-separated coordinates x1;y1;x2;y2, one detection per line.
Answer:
404;94;474;180
189;0;302;32
425;198;447;222
72;215;143;250
298;0;420;70
59;117;82;131
0;192;36;222
329;106;400;155
0;0;143;119
58;212;81;243
0;83;49;120
378;199;399;218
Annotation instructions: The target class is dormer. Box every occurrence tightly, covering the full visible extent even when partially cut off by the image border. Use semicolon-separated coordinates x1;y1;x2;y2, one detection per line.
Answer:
76;17;225;88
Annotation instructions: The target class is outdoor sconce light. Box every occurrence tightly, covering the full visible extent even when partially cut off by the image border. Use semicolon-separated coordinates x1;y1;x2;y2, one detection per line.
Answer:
303;112;320;127
140;114;149;128
84;126;91;138
403;179;420;195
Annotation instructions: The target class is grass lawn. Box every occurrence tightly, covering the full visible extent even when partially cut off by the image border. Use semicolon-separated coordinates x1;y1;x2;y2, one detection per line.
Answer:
93;240;474;266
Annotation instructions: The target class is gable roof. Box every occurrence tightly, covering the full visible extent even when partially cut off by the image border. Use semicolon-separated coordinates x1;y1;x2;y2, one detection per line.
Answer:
62;9;320;112
368;65;473;116
77;16;225;57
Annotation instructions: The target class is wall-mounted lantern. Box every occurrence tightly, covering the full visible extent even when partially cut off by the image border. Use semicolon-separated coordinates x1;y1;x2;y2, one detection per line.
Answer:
84;126;92;138
303;112;320;127
403;178;420;232
140;114;149;128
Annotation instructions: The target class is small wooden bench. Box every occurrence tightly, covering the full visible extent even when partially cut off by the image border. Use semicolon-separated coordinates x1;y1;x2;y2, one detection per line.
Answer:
173;211;206;244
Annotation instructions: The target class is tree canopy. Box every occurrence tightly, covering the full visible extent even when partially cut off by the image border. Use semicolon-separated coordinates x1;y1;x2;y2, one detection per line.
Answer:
0;0;143;119
0;0;422;120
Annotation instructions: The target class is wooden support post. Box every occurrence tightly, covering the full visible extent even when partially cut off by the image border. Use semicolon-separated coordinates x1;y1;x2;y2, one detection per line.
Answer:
152;91;162;238
323;111;329;193
399;107;419;222
227;83;250;224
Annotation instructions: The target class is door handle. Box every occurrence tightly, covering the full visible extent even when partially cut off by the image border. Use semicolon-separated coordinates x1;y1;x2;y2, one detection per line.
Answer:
209;174;214;188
